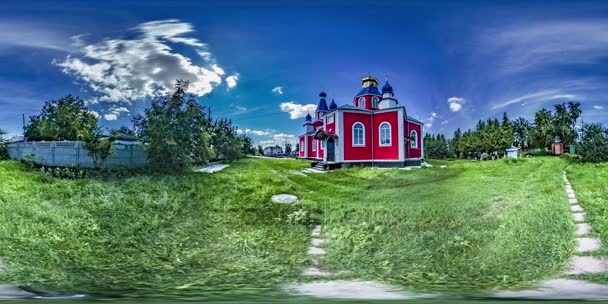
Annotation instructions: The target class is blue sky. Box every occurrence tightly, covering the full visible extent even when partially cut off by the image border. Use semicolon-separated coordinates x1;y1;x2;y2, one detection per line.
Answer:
1;0;608;146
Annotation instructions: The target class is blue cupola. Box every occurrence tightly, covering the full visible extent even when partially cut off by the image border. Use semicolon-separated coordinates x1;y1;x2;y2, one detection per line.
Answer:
382;81;394;95
316;90;329;112
305;113;312;121
329;99;337;110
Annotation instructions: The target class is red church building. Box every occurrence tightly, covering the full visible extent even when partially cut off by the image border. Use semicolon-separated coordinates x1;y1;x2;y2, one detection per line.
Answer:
298;76;424;167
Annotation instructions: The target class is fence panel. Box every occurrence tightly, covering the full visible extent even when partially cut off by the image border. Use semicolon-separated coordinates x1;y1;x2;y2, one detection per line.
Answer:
7;141;148;169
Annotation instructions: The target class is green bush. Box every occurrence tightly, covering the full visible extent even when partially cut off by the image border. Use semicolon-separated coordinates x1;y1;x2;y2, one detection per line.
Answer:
578;123;608;163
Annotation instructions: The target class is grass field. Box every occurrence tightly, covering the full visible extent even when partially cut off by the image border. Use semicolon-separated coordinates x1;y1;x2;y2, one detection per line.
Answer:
0;157;573;298
566;163;608;284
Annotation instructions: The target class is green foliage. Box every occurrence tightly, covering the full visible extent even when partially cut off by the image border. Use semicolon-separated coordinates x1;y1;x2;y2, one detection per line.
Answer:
133;80;213;172
210;118;247;161
577;122;608;163
284;143;292;155
0;157;573;295
82;127;113;168
424;133;450;159
24;95;98;141
257;145;264;155
0;129;8;160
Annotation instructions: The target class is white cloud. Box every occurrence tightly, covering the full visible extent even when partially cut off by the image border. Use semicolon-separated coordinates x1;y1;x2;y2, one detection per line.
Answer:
441;120;449;125
226;74;239;88
448;97;465;112
280;101;317;119
424;112;440;129
103;113;118;121
272;86;284;95
484;20;608;73
89;110;100;119
55;19;230;103
102;106;130;121
594;105;604;110
237;129;272;136
0;21;76;53
491;90;576;110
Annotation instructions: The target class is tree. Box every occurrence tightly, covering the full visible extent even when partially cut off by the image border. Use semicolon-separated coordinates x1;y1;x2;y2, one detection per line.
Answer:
577;122;608;163
25;95;98;141
110;126;136;138
239;135;255;155
295;143;300;155
532;108;554;150
452;128;462;157
210;118;243;161
82;127;113;168
424;133;449;159
133;80;212;172
257;145;264;155
512;117;531;149
0;129;8;160
285;143;292;155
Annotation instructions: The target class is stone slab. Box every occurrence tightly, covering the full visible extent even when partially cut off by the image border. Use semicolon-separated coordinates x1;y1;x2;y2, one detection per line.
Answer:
272;194;298;204
311;238;325;246
492;279;608;300
571;205;584;213
194;164;229;173
308;247;326;255
302;267;332;277
311;225;322;237
576;223;592;236
573;212;586;222
286;280;434;300
569;198;578;205
0;285;35;299
566;256;608;275
568;193;577;199
576;237;602;253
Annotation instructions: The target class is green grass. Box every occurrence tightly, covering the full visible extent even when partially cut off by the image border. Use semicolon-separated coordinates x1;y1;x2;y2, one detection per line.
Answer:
0;157;574;299
566;162;608;283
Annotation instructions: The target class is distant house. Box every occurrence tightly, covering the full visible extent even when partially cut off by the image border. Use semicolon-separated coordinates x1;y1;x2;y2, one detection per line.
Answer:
263;145;283;156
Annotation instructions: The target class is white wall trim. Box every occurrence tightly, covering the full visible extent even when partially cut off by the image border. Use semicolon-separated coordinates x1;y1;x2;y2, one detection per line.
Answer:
338;111;344;162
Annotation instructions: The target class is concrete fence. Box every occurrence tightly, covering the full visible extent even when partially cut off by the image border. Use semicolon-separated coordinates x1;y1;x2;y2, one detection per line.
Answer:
7;141;148;169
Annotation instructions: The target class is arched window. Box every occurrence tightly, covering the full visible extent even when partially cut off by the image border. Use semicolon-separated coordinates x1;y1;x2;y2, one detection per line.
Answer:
372;97;380;108
353;123;365;146
358;97;366;109
312;139;317;151
379;122;391;146
410;130;418;148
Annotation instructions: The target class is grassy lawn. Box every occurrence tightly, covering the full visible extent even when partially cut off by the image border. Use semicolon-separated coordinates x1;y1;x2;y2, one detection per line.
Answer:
0;157;573;298
566;163;608;283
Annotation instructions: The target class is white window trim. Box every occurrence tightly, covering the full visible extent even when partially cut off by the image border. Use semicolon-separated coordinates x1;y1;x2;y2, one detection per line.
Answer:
300;142;304;152
379;122;392;146
372;97;380;108
358;97;366;109
352;122;365;147
410;130;418;148
327;115;334;124
312;139;317;151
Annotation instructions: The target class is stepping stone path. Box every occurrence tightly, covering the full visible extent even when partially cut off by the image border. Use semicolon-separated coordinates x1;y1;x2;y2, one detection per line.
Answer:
285;224;434;299
492;172;608;300
562;172;605;261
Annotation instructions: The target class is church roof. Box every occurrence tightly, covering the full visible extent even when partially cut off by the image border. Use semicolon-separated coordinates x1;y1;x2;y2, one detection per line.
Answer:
355;86;382;96
316;98;329;112
329;99;337;110
382;81;394;94
407;116;424;125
